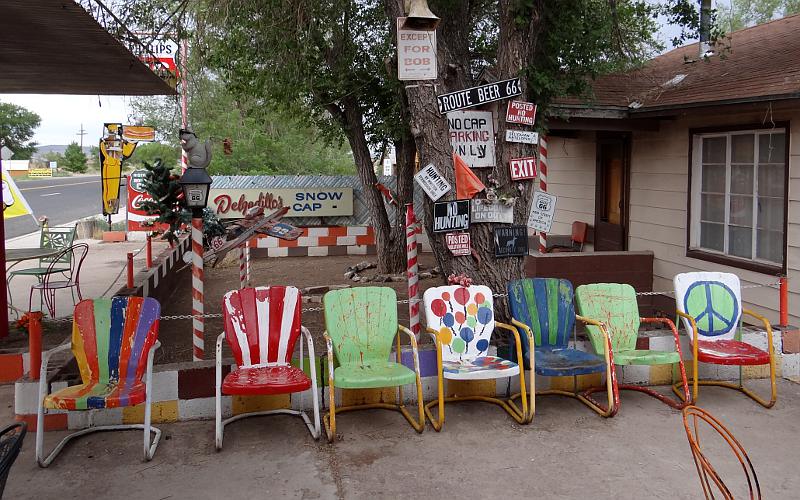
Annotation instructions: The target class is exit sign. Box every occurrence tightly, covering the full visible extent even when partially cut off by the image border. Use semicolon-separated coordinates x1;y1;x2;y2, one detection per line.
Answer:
509;157;537;181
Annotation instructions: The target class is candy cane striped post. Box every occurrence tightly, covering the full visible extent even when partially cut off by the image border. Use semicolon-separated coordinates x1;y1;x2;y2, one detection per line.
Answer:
245;240;251;286
538;135;548;254
238;246;246;289
191;217;204;361
406;203;421;340
180;39;189;173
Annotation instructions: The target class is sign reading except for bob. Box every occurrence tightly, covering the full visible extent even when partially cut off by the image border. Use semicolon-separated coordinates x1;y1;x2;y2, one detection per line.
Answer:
494;225;528;258
471;199;514;224
415;163;452;201
527;191;558;233
208;187;353;219
433;200;470;233
447;110;496;168
505;130;539;144
397;18;437;81
437;78;522;114
446;232;471;256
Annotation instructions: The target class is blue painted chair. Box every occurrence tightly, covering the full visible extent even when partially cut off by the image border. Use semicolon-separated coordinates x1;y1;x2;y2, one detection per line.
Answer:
507;278;619;418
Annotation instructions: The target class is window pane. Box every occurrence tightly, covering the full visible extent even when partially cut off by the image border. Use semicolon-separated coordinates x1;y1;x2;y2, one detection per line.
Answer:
758;164;785;197
729;226;752;259
731;134;754;163
759;133;785;163
702;137;726;163
758;197;784;231
730;164;753;194
701;222;724;251
701;193;725;222
729;195;753;226
702;164;725;193
757;229;783;264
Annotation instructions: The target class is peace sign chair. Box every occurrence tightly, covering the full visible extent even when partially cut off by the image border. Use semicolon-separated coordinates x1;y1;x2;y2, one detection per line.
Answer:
217;286;320;450
323;287;424;442
673;272;776;408
507;278;619;418
423;285;532;430
36;296;161;467
575;283;691;411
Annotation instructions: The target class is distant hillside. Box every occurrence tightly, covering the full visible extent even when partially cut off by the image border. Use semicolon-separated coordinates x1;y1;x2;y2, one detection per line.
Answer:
34;144;93;158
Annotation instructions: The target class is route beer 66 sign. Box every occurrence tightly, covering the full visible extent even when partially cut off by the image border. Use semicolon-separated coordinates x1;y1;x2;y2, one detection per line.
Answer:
437;78;522;114
509;157;537;181
446;232;471;256
506;101;537;126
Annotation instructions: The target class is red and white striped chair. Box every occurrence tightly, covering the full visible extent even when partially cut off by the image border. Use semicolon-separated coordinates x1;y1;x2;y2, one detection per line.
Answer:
216;286;320;449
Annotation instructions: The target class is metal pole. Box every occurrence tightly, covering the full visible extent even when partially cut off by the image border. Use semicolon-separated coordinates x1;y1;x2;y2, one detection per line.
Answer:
406;203;420;340
780;277;789;327
538;136;548;254
146;234;153;269
28;313;42;380
0;155;8;338
191;215;204;361
245;239;251;286
180;38;189;172
127;252;134;288
238;245;246;289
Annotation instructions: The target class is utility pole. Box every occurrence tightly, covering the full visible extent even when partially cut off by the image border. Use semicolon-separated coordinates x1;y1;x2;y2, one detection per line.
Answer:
76;123;87;149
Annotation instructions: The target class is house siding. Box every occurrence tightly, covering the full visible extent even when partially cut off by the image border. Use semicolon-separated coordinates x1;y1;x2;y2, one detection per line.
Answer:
549;104;800;325
546;131;596;245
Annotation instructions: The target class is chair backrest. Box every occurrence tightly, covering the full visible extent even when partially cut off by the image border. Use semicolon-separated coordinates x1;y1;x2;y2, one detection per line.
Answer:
324;287;397;367
674;272;742;342
72;296;160;386
508;278;575;351
42;243;89;287
423;285;495;362
575;283;640;355
40;225;76;265
222;286;302;367
682;405;760;500
571;221;588;248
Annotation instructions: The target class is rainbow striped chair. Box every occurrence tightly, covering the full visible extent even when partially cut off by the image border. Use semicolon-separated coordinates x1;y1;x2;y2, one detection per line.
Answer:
216;286;320;450
36;296;161;467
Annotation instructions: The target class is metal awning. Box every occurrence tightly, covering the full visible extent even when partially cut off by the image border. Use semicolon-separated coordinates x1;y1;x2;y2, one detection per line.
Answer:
0;0;176;95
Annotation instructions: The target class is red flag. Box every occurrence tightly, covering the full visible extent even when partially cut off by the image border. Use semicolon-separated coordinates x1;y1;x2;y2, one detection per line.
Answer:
454;153;486;199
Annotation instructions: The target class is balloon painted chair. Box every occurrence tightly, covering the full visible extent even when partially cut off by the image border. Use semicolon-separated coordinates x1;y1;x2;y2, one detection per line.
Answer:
423;285;532;430
322;287;424;442
216;286;320;450
507;278;619;419
575;283;691;410
673;272;776;408
36;297;161;467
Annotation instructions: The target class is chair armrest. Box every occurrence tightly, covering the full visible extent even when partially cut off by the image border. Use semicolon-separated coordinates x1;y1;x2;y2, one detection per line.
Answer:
300;325;317;359
146;340;161;370
640;317;683;352
397;325;419;350
742;309;775;355
323;331;335;383
676;310;700;347
509;319;535;371
495;321;531;371
40;342;72;381
425;326;439;344
575;315;612;352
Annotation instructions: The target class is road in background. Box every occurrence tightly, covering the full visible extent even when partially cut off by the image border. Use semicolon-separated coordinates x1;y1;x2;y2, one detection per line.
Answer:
3;175;125;239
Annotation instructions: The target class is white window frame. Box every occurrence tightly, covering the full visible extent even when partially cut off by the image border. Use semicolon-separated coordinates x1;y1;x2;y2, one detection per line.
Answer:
689;127;786;269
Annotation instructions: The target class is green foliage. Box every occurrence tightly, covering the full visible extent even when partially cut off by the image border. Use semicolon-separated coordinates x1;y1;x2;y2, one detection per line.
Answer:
62;142;88;173
717;0;800;31
0;101;41;159
139;158;189;245
129;142;181;169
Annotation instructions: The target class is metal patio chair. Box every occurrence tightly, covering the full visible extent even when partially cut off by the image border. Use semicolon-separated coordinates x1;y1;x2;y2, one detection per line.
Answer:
507;278;619;419
216;286;320;450
0;422;27;497
28;243;88;318
423;284;532;430
575;283;691;411
36;296;161;467
322;287;424;442
8;225;76;283
673;272;776;408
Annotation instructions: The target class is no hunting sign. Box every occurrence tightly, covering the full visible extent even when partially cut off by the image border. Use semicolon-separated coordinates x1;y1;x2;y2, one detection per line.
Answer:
433;200;470;233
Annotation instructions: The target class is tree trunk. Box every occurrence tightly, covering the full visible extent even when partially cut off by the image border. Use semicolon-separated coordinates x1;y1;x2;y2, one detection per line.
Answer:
389;0;542;318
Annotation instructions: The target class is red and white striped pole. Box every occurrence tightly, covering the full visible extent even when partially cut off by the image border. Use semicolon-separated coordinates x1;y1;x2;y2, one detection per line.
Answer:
538;135;548;254
180;39;189;173
406;203;421;340
245;239;251;286
191;216;204;361
238;245;246;289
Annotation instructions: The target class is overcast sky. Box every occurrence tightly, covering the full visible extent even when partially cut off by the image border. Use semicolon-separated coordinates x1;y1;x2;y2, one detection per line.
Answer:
0;4;704;148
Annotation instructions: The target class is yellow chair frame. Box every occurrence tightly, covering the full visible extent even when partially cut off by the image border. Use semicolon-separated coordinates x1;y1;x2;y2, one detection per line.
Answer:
672;309;776;408
510;316;619;419
425;321;533;430
323;325;425;442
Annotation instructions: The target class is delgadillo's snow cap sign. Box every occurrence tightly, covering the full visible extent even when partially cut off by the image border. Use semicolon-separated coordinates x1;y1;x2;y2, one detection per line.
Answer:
397;18;437;80
527;191;557;233
509;157;537;181
433;199;470;233
437;78;522;114
505;130;539;144
506;101;537;126
494;225;528;257
445;232;471;256
415;163;452;201
447;110;495;168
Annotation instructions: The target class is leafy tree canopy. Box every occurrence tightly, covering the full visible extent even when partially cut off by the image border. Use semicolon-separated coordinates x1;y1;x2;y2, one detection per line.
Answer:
716;0;800;32
0;101;41;160
63;142;88;173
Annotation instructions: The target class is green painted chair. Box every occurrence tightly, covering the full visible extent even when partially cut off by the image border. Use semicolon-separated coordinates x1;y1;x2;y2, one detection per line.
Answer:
575;283;691;410
322;287;424;442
